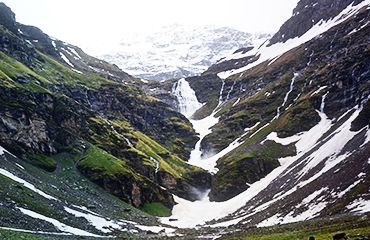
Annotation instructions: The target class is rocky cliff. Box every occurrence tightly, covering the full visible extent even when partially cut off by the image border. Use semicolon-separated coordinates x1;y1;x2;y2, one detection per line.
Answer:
155;0;370;231
0;2;210;220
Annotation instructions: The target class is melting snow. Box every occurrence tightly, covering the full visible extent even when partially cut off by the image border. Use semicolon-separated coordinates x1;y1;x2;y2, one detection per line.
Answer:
348;20;370;35
336;179;362;198
263;132;301;146
300;187;328;206
52;41;57;50
0;227;71;236
71;68;83;74
64;207;125;233
217;1;370;79
347;199;370;213
60;53;74;68
232;98;240;107
0;145;15;157
18;207;103;237
68;47;82;59
134;224;176;234
249;123;269;139
0;168;57;200
311;86;328;96
188;113;220;172
15;163;25;170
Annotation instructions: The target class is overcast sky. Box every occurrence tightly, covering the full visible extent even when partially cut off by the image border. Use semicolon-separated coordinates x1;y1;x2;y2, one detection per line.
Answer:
2;0;299;54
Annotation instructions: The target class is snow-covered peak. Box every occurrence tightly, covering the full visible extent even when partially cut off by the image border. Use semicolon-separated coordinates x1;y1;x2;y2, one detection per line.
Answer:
217;0;370;79
99;24;270;80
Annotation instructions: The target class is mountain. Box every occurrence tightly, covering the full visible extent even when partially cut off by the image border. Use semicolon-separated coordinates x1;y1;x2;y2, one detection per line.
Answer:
100;24;270;81
151;0;370;236
0;3;212;238
1;0;370;239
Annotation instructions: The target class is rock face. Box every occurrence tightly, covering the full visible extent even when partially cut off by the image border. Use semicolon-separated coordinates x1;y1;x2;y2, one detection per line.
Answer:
269;0;363;44
207;2;370;202
100;24;270;80
0;4;210;211
152;0;370;225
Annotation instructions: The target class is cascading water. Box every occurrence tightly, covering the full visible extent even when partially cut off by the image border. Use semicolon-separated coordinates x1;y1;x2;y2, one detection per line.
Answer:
172;78;203;119
171;78;227;173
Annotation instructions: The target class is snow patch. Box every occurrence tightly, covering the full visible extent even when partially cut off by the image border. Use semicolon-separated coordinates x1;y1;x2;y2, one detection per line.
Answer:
336;179;362;198
68;47;82;59
263;132;301;146
310;86;328;96
60;52;74;68
232;98;241;107
347;199;370;213
64;206;125;233
217;1;370;79
0;227;71;236
0;168;57;200
15;163;24;170
18;208;103;237
52;41;57;50
71;68;83;74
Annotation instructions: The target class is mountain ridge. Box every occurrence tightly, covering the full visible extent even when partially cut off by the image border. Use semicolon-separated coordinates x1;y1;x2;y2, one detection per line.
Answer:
0;0;370;239
100;24;270;81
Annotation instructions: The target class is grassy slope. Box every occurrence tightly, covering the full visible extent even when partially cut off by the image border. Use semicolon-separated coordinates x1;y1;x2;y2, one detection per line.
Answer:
219;215;370;240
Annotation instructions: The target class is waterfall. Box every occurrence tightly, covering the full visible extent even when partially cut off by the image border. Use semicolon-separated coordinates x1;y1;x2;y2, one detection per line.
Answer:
172;78;203;118
150;157;160;174
320;92;329;113
275;73;299;119
214;79;226;111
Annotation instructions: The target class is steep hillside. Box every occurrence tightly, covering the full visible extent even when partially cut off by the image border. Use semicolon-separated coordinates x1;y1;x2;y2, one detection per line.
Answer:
100;24;270;80
0;3;212;237
1;0;370;239
156;0;370;235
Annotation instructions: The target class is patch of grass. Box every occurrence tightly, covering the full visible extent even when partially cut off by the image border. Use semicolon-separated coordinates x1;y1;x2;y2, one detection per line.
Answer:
141;202;171;217
35;52;112;89
78;145;140;179
0;52;50;84
27;154;57;172
221;225;370;240
133;130;205;179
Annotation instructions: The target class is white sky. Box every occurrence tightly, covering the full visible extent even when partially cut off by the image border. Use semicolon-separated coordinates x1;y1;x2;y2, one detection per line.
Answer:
2;0;298;54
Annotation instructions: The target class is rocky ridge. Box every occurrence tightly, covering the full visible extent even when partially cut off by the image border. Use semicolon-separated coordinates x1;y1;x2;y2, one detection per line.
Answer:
0;2;211;232
153;0;370;233
100;24;270;81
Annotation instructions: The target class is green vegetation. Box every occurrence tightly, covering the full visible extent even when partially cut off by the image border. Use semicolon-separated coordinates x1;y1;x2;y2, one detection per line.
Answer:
222;227;370;240
0;52;52;93
34;52;112;89
219;217;370;240
351;99;370;131
27;154;57;172
275;97;320;137
141;202;171;217
78;145;140;179
132;130;198;178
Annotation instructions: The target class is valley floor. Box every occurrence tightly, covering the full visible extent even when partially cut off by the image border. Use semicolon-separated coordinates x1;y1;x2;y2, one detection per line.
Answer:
217;214;370;240
160;214;370;240
2;213;370;239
